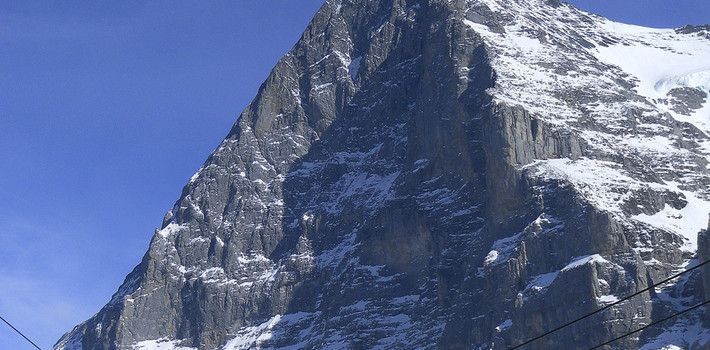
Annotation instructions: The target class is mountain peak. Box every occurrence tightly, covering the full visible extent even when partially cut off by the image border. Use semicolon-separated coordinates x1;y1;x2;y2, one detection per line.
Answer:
55;1;710;349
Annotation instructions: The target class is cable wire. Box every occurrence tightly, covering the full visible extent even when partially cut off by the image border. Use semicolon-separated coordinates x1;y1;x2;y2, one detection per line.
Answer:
0;315;43;350
588;299;710;350
509;259;710;349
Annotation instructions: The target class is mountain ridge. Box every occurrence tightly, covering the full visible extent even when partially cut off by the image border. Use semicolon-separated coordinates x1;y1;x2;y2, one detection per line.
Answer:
55;0;710;349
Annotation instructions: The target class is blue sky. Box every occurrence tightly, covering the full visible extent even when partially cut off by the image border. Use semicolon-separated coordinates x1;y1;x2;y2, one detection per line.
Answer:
0;1;707;349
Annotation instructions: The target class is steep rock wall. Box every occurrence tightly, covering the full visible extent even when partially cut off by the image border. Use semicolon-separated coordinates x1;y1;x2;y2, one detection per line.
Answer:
54;0;710;349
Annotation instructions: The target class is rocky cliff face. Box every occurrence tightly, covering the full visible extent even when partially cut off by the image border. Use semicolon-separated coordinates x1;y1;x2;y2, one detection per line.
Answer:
54;0;710;349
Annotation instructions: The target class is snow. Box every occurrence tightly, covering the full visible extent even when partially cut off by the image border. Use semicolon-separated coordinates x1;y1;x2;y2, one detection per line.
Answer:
335;170;400;212
523;255;609;293
495;319;513;332
684;101;710;135
563;254;608;271
199;267;226;284
188;169;201;183
621;135;681;155
462;0;710;257
189;236;209;245
237;253;270;264
595;43;708;99
479;0;505;12
158;222;185;238
655;69;710;95
532;158;710;252
507;33;544;52
632;182;710;251
313;82;334;94
301;212;314;222
413;158;429;172
70;3;710;350
392;295;420;304
483;214;563;269
483;250;499;265
597;294;619;305
525;271;559;292
531;158;639;213
132;339;197;350
483;232;521;267
464;3;609;122
223;315;284;350
222;312;315;350
593;21;710;134
639;321;710;350
314;232;357;268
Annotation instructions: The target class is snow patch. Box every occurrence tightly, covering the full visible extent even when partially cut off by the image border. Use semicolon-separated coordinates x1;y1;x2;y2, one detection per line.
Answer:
223;312;313;350
525;271;559;292
132;339;197;350
524;255;608;294
595;44;709;99
622;135;682;154
632;182;710;252
495;319;512;332
640;320;710;350
485;232;523;266
597;294;619;305
532;157;710;252
484;250;499;265
158;222;185;238
532;158;638;213
302;212;314;222
593;24;710;134
563;254;608;271
223;315;283;350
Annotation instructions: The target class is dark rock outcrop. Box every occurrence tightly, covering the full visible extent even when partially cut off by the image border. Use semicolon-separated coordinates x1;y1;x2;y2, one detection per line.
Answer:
700;220;710;302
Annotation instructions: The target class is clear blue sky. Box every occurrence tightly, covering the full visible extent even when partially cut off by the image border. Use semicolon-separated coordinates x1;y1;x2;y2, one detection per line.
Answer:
0;1;707;349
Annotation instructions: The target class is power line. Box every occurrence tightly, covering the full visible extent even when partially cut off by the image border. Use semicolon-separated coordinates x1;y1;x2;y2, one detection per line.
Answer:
509;259;710;349
0;315;43;350
588;299;710;350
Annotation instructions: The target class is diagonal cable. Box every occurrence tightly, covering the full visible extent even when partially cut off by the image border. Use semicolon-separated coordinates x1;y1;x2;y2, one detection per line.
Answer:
588;299;710;350
509;259;710;349
0;315;43;350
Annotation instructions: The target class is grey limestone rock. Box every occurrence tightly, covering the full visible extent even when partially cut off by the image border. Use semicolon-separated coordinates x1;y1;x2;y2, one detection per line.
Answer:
54;0;710;349
662;87;708;116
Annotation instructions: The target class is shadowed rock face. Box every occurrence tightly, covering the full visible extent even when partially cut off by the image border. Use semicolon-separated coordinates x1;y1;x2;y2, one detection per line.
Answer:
54;0;710;349
700;223;710;301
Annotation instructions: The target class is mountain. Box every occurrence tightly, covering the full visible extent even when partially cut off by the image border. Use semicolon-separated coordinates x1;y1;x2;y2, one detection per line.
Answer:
53;0;710;349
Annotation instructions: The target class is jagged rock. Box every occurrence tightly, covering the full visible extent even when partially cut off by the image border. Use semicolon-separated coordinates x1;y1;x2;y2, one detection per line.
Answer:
54;0;710;349
662;87;708;115
676;24;710;39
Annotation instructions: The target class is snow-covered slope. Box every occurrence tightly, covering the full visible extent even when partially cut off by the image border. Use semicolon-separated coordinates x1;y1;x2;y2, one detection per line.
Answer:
464;0;710;347
466;0;710;251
